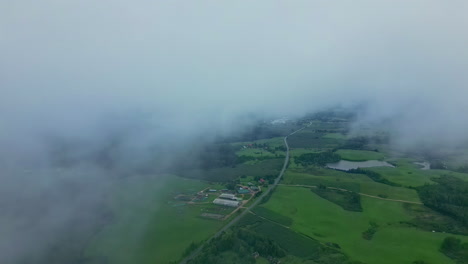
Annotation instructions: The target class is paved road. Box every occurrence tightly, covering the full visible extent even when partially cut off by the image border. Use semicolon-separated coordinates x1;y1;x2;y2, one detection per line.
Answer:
179;126;306;264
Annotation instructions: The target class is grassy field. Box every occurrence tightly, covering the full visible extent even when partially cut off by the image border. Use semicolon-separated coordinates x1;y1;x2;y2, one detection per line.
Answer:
84;176;224;264
261;186;465;264
323;132;347;140
367;158;468;187
335;149;385;161
289;148;322;157
282;169;421;202
287;131;344;149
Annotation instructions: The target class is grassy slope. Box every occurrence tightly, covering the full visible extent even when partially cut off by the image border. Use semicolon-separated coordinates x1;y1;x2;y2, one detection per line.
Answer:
262;186;463;264
84;176;223;264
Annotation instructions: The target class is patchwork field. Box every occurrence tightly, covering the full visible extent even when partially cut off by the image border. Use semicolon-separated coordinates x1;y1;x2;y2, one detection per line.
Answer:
84;176;225;264
261;186;465;264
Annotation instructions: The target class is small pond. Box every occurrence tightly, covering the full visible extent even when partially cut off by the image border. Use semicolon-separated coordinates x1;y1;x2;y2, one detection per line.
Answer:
326;160;395;171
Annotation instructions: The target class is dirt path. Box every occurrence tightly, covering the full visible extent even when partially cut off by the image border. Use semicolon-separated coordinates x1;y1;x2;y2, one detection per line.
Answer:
278;184;423;205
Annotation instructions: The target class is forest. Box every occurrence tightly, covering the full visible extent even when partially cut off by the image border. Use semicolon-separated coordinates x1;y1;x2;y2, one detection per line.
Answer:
417;175;468;226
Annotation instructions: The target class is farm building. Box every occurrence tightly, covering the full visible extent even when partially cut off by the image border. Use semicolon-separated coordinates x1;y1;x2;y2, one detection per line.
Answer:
219;193;238;200
238;188;250;194
213;198;240;207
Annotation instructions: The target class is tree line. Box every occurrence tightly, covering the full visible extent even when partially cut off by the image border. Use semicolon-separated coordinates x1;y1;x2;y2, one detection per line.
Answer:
295;151;341;167
417;175;468;226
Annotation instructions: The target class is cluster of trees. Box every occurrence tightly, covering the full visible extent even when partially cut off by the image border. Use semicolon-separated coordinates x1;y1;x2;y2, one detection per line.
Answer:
429;160;447;170
236;154;285;164
304;110;355;122
312;185;362;212
346;168;401;187
196;144;240;169
455;165;468;173
254;174;276;184
333;135;389;151
417;175;468;226
336;136;369;150
295;152;341;167
189;228;286;264
362;222;379;240
440;236;468;263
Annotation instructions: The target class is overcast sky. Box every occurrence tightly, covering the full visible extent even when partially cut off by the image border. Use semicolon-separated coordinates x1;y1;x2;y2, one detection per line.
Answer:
1;1;468;262
2;0;468;153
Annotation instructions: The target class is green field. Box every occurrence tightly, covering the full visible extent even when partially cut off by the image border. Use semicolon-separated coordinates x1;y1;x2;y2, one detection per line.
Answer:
290;148;322;157
282;169;421;202
261;186;464;264
288;131;344;149
84;176;224;264
367;158;468;187
236;148;285;158
336;149;385;161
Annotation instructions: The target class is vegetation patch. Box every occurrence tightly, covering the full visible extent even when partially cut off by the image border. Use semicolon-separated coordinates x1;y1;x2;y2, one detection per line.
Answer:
252;206;293;226
288;131;345;149
295;151;341;167
188;228;286;264
347;168;402;187
237;214;354;263
361;222;379;240
440;237;468;264
335;149;385;161
402;203;468;235
179;158;283;182
337;136;370;150
417;175;468;227
311;185;362;212
284;174;361;193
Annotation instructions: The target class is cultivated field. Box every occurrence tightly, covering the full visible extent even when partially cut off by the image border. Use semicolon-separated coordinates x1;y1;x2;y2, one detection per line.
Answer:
261;186;465;264
84;176;225;264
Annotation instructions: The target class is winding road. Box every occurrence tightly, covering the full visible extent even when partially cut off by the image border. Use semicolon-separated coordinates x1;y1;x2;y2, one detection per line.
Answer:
179;126;306;264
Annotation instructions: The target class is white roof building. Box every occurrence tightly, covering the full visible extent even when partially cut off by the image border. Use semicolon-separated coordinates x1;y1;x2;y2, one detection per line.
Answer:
219;193;237;200
213;198;240;207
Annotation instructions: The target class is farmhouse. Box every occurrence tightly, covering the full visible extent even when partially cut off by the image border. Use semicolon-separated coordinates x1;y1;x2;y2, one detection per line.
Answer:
213;198;240;207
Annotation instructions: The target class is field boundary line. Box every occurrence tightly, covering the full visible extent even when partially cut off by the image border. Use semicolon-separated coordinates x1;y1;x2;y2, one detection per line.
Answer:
278;184;423;205
248;210;290;229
